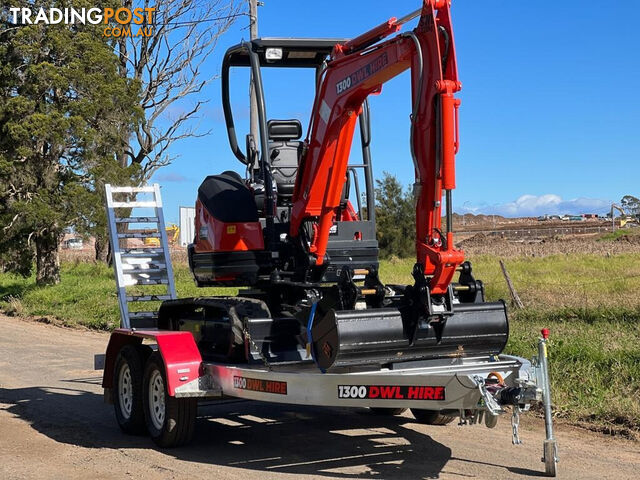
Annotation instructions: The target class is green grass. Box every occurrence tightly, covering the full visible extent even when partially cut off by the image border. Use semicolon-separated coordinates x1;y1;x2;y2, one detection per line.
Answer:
598;228;640;241
383;254;640;310
0;261;235;330
1;254;639;435
508;308;640;435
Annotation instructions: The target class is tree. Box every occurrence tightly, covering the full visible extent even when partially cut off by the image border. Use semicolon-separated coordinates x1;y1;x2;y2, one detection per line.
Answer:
0;2;140;284
375;172;415;258
620;195;640;217
113;0;241;179
81;0;241;261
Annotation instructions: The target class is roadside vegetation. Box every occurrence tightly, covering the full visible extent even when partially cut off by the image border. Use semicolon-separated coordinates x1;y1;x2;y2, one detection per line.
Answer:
0;1;240;284
1;253;639;438
598;228;640;242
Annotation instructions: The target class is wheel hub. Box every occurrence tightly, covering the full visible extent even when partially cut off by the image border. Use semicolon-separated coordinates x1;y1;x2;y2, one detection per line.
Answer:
117;363;133;419
149;370;166;430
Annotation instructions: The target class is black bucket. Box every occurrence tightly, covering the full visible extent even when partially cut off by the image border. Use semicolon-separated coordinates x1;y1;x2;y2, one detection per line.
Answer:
310;301;508;370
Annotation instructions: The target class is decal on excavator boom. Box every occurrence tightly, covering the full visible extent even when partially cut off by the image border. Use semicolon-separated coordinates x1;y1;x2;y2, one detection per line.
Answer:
335;52;389;95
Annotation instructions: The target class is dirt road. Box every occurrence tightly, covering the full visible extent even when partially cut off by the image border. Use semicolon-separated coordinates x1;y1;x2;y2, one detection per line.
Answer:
1;315;638;480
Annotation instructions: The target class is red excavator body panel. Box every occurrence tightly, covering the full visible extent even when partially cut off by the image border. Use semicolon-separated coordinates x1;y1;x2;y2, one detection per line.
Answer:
189;173;266;286
193;198;264;254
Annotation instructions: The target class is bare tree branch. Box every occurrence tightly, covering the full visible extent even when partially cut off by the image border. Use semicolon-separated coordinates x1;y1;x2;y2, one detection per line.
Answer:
114;0;243;182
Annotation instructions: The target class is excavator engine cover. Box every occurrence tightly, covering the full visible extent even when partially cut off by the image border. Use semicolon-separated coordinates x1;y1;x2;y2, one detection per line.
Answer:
310;302;508;370
189;172;266;286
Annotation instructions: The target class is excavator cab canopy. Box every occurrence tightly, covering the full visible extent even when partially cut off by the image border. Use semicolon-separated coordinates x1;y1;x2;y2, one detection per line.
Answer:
224;38;347;68
221;37;376;224
221;38;349;167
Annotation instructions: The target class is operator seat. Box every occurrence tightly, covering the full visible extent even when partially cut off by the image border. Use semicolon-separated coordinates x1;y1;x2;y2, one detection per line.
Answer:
267;119;303;205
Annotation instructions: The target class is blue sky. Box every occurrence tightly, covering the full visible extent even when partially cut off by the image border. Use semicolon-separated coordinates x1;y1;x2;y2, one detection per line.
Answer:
151;1;640;223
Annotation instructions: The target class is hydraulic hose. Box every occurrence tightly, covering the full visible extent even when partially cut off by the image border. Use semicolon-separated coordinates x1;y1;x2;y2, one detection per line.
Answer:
404;32;424;185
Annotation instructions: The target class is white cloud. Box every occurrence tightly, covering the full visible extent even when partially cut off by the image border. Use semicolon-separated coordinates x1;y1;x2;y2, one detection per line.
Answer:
458;194;611;217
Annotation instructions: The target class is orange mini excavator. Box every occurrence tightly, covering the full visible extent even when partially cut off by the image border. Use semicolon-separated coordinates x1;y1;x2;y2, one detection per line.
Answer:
171;0;508;370
102;7;557;471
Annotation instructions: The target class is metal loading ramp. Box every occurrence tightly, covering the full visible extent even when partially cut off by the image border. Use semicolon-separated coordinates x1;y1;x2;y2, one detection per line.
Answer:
105;184;177;329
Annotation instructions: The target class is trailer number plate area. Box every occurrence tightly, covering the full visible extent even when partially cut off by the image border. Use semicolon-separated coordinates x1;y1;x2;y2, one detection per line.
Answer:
338;385;445;401
233;376;287;395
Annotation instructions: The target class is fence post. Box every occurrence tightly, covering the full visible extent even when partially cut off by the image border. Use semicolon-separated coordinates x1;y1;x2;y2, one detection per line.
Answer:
500;259;524;309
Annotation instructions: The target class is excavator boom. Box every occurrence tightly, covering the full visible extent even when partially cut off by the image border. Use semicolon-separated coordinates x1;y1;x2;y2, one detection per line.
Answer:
291;0;463;294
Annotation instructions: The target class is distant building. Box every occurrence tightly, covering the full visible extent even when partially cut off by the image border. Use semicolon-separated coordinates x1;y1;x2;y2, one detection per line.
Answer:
179;206;196;247
61;237;83;249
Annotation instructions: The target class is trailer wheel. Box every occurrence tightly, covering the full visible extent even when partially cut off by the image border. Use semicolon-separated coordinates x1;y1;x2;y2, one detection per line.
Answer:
143;352;197;448
113;345;146;435
370;408;407;416
411;409;456;425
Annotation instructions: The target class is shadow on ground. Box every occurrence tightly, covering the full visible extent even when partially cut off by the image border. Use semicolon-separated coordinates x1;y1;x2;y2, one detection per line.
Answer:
0;381;542;478
0;281;36;302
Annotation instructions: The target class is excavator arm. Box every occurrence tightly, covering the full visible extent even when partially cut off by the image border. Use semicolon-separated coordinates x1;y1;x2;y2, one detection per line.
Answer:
290;0;463;295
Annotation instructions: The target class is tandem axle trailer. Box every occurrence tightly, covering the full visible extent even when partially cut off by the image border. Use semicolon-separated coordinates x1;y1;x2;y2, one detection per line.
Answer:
99;184;559;477
100;327;558;476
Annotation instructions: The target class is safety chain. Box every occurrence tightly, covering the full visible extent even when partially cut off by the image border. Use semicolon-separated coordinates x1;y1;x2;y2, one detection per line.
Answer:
512;407;522;445
243;325;272;371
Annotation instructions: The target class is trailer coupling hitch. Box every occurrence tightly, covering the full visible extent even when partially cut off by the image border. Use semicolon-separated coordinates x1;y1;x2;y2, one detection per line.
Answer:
471;328;558;475
475;329;559;476
472;372;536;428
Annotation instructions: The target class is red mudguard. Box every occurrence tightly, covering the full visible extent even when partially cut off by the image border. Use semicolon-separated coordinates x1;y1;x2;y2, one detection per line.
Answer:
102;329;202;397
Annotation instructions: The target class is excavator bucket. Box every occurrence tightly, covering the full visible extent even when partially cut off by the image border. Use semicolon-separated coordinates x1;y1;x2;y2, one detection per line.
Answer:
310;302;509;371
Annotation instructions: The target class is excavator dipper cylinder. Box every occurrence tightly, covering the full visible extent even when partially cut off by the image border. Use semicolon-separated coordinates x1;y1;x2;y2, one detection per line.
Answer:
310;302;508;370
440;93;457;190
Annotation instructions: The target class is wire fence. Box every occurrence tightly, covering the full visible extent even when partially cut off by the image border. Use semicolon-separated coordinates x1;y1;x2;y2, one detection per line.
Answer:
456;222;615;239
489;264;640;312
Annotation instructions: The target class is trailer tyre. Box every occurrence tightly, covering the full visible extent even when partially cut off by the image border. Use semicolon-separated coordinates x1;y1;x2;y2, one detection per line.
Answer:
143;353;197;448
113;345;146;435
370;408;407;416
411;409;456;425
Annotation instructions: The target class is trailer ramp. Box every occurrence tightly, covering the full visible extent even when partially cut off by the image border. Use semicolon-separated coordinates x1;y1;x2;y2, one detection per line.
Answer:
105;184;177;329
